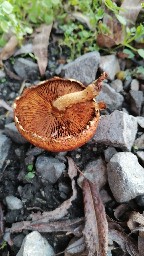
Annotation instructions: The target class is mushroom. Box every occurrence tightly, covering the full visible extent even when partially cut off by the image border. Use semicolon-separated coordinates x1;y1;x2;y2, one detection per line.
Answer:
14;73;107;152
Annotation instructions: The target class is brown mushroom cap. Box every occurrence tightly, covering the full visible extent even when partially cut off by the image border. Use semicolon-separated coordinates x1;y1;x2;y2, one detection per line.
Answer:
14;77;101;152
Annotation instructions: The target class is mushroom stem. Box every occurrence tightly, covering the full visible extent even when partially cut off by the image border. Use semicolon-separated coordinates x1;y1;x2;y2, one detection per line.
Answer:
53;72;107;111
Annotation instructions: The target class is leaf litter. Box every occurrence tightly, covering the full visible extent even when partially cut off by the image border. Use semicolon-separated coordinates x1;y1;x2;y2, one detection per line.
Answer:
33;23;52;76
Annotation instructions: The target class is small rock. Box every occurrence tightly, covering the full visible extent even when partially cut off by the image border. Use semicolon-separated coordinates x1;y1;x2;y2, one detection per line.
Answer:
26;147;44;156
0;134;11;170
96;83;124;111
136;116;144;128
93;110;137;151
107;152;144;202
104;147;117;162
99;55;120;80
130;79;139;91
136;151;144;164
62;51;100;85
100;189;112;204
13;58;39;80
129;90;143;116
6;195;23;210
16;231;55;256
134;134;144;150
14;43;33;56
13;234;25;248
110;79;123;93
0;69;6;79
36;156;66;183
78;157;107;190
4;122;28;144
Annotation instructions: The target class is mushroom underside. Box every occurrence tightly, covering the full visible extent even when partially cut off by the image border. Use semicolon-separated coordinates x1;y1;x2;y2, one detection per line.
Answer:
14;78;100;151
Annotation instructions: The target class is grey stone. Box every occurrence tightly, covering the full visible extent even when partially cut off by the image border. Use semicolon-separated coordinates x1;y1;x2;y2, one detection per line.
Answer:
16;231;55;256
96;83;124;111
78;157;107;190
93;110;138;151
136;151;144;164
104;147;117;162
4;122;28;144
110;79;123;93
62;51;100;85
0;134;11;170
129;90;143;116
14;43;33;56
107;152;144;202
6;195;23;210
13;58;38;79
130;79;139;91
99;55;120;80
136;116;144;128
36;156;66;183
0;69;6;79
134;134;144;150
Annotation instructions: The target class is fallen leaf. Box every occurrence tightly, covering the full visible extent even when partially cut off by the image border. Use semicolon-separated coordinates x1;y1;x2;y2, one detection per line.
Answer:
3;64;21;81
10;217;83;234
127;211;144;231
82;179;108;256
109;228;139;256
65;236;86;256
31;157;77;222
97;14;123;48
0;35;18;64
114;203;129;220
119;0;143;26
33;24;52;76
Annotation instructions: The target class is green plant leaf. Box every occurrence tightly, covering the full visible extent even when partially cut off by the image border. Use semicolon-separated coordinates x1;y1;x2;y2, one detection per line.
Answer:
123;49;135;59
25;172;35;179
115;14;126;25
137;49;144;58
1;1;13;14
27;164;33;172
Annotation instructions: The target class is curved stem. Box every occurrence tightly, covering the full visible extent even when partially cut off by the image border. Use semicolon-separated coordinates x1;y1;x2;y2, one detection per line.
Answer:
52;73;107;111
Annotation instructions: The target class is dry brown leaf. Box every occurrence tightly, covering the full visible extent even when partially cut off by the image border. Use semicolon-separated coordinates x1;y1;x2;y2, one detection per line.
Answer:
109;228;139;256
127;211;144;231
65;237;86;256
0;35;18;64
31;157;77;222
119;0;143;26
97;14;123;48
10;217;83;234
82;179;108;256
3;64;21;81
114;204;129;220
33;24;52;76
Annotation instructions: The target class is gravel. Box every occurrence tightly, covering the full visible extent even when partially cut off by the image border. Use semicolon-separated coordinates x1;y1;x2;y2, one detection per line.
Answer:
36;156;66;184
62;51;100;84
99;54;120;80
93;110;138;151
16;231;55;256
96;83;124;111
107;152;144;202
